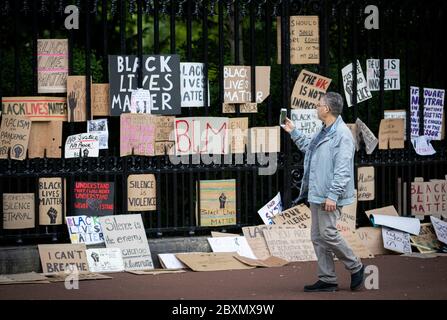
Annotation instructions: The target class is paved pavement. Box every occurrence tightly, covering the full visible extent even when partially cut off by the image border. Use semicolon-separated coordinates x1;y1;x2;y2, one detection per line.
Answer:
1;255;447;300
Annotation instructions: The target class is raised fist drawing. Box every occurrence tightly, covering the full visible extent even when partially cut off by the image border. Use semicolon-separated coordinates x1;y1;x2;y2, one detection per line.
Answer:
91;252;100;263
68;91;78;122
47;207;58;224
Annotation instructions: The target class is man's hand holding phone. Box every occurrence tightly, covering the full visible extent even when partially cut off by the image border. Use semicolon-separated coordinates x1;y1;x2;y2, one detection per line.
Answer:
282;117;295;133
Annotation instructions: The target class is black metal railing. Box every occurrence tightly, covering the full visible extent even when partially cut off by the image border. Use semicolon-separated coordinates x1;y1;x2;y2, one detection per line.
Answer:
0;0;446;245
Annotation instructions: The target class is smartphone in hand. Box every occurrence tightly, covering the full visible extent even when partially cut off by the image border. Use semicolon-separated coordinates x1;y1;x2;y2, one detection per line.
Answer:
280;108;287;128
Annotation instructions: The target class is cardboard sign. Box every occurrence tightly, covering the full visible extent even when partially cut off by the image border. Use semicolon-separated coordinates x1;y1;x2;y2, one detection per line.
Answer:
158;253;187;269
365;205;399;218
39;178;64;225
130;88;153;113
2;96;67;121
411;87;445;140
277;16;319;65
91;83;110;116
411;178;447;217
381;227;411;254
242;225;272;260
66;215;104;245
355;118;378;154
207;236;257;259
257;192;283;225
175;252;253;272
357;166;375;201
234;256;289;268
290;109;323;138
378;118;405;149
86;248;124;273
340;230;374;259
100;214;154;270
87;119;108;149
73;182;114;216
37;39;68;93
67;76;87;122
127;174;156;211
263;227;317;262
28;121;63;158
211;231;240;237
180;62;210;107
154;116;175;155
120;113;156;156
65;133;99;158
45;272;112;282
0;272;50;285
342;61;372;107
410;223;442;253
108;55;181;115
0;115;32;160
229;117;248;154
290;70;332;109
356;227;389;256
223;66;270;103
175;117;229;155
337;194;357;232
384;110;407;140
366;59;400;91
38;243;89;274
197;179;236;227
222;103;258;114
430;216;447;245
271;204;312;228
127;269;186;275
249;126;281;153
2;193;35;230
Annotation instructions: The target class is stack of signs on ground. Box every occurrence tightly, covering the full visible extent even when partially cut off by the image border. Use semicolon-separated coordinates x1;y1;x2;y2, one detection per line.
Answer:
175;252;253;272
411;177;447;219
207;236;257;259
197;179;236;227
0;272;50;285
367;205;420;254
66;216;104;245
430;216;447;246
257;192;282;225
158;253;187;269
86;248;125;273
410;223;442;253
99;214;154;270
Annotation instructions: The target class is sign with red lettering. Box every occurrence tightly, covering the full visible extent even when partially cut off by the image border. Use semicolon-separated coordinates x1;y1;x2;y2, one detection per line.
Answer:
174;117;229;155
291;69;332;109
1;97;67;121
73;182;115;216
411;178;447;217
37;39;68;94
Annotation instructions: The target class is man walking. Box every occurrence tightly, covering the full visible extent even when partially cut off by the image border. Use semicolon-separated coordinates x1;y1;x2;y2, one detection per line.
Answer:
282;92;364;292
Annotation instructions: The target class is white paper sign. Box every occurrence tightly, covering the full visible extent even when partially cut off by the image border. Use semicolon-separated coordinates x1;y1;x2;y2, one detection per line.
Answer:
130;88;152;113
158;253;187;269
430;216;447;245
382;227;412;254
423;88;444;141
366;59;400;91
258;192;283;225
86;248;125;273
65;133;99;158
180;62;210;107
355;118;378;154
207;236;257;259
342;60;372;107
411;135;436;156
290;109;323;138
99;214;154;270
66;215;104;245
370;214;421;235
87;119;108;149
411;87;445;140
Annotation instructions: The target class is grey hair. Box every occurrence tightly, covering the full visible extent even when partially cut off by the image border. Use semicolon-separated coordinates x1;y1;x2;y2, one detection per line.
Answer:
322;92;344;116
